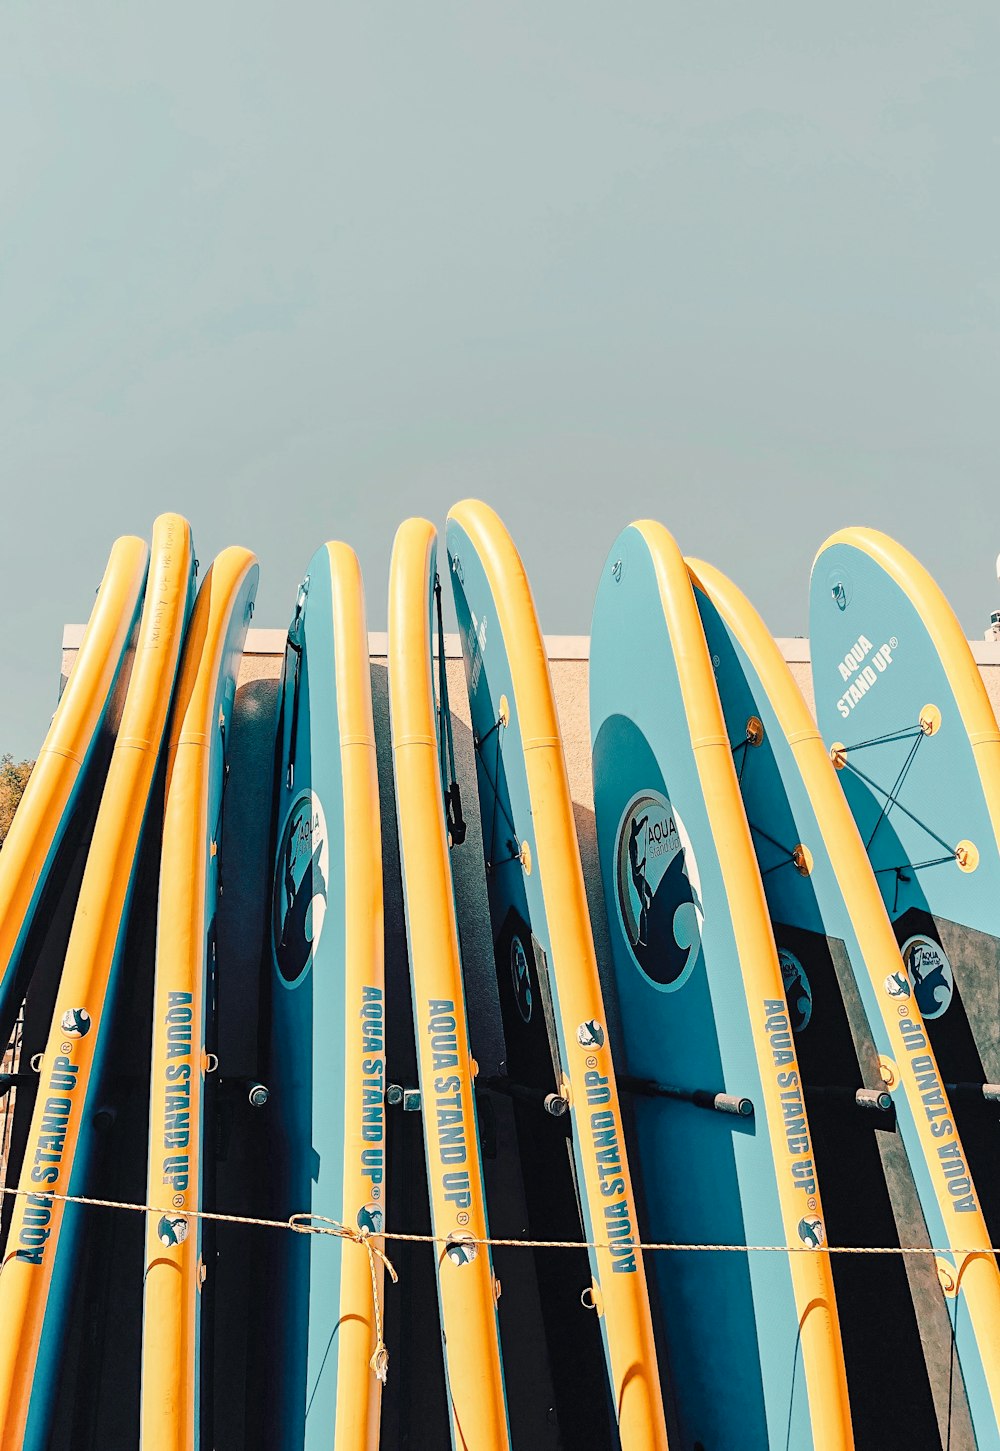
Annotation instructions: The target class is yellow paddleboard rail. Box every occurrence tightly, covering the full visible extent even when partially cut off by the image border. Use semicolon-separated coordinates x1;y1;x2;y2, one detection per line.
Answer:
140;545;257;1451
388;517;510;1451
448;499;669;1451
631;521;854;1451
0;534;148;992
0;513;194;1451
327;542;386;1451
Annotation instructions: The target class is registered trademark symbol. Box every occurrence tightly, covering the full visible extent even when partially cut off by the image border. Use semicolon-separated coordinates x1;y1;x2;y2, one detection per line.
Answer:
897;1005;908;1017
372;1185;381;1199
60;1041;71;1055
586;1055;597;1069
807;1197;817;1211
712;655;720;668
889;637;898;649
457;1211;470;1227
172;1193;184;1208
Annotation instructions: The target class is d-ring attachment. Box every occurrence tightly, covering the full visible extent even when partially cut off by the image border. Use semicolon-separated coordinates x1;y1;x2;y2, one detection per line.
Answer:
580;1280;604;1315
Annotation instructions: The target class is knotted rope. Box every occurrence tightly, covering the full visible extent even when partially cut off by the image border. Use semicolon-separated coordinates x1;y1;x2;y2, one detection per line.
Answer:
289;1212;398;1381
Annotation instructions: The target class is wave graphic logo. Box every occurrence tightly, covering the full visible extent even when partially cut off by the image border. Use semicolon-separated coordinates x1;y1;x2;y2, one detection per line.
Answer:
614;790;703;991
901;935;954;1021
272;790;329;987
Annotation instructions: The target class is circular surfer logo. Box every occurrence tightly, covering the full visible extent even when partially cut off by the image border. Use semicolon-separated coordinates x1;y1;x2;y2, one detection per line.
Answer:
779;950;812;1034
510;935;533;1023
445;1232;478;1268
357;1203;384;1235
577;1019;605;1049
614;791;703;991
60;1008;91;1039
798;1215;825;1250
883;970;911;1002
158;1214;189;1247
900;936;954;1021
272;791;329;987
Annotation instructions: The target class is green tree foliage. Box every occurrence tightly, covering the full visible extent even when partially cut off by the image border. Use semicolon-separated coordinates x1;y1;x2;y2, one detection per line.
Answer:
0;754;33;846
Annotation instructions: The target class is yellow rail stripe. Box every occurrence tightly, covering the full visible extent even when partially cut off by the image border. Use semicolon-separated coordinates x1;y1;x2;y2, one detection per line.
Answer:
632;522;854;1451
0;513;193;1451
327;542;386;1451
0;535;148;983
140;546;257;1451
388;518;511;1450
448;500;669;1451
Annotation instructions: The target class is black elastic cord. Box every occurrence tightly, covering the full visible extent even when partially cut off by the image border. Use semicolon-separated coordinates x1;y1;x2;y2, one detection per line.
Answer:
864;731;923;852
835;726;924;754
475;712;520;872
433;575;466;845
213;713;230;896
839;754;954;858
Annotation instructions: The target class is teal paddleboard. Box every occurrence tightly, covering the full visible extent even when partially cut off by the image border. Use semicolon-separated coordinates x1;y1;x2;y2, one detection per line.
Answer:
810;528;1000;1441
590;521;853;1451
693;555;1000;1450
265;543;386;1451
447;501;668;1451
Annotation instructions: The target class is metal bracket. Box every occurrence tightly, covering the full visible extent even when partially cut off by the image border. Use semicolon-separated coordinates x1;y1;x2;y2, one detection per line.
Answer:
946;1082;1000;1106
804;1085;893;1115
619;1075;753;1118
486;1074;569;1117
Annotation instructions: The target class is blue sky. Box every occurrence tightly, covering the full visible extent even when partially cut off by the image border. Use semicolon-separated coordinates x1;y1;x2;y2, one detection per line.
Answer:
3;2;999;756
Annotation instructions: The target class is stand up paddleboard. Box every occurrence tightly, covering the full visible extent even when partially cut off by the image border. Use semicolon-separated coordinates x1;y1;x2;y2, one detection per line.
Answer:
590;521;853;1451
0;534;148;1051
447;500;668;1451
265;543;385;1451
388;517;510;1451
0;513;196;1451
692;556;1000;1450
810;529;1000;1435
141;546;258;1451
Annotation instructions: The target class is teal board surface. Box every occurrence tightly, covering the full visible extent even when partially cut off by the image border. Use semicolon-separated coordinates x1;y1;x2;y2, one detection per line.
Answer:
694;573;983;1450
446;517;617;1450
265;549;354;1450
589;525;816;1451
810;542;1000;1250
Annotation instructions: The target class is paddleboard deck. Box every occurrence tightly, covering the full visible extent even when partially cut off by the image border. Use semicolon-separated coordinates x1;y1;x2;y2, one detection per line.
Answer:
447;500;668;1451
810;527;1000;1444
691;555;1000;1450
589;521;853;1451
141;546;258;1451
264;543;385;1451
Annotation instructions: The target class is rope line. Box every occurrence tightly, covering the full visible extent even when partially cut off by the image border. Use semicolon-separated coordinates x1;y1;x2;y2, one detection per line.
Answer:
2;1180;995;1258
3;1180;994;1378
290;1213;398;1382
